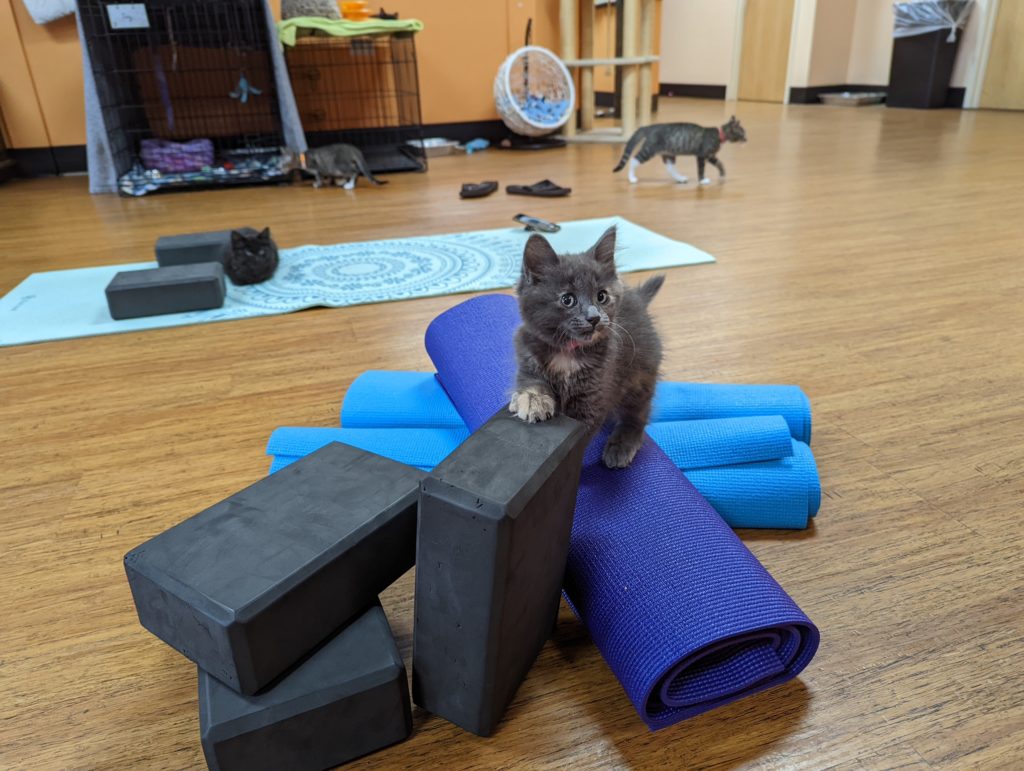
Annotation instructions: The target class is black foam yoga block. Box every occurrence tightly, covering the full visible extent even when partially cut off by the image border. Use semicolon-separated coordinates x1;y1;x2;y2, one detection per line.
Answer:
125;442;424;695
105;263;226;320
413;410;587;736
156;229;252;267
199;602;412;771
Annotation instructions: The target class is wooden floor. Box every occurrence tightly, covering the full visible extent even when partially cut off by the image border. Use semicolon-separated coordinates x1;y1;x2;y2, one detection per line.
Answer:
2;98;1023;770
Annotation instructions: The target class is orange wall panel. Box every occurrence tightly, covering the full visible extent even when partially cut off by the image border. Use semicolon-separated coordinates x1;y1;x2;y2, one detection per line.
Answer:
0;0;50;148
9;0;86;147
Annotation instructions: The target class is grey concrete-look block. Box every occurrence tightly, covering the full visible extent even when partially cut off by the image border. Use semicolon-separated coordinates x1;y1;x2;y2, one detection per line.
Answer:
199;602;412;771
412;410;587;736
125;442;424;695
155;229;251;267
105;263;226;320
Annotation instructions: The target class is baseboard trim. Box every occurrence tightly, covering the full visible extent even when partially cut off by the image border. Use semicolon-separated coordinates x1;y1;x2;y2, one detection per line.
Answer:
788;84;888;104
421;120;508;143
658;83;727;100
9;145;88;176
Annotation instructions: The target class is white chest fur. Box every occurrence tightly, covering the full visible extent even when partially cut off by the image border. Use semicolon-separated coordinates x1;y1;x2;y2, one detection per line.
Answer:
546;351;583;379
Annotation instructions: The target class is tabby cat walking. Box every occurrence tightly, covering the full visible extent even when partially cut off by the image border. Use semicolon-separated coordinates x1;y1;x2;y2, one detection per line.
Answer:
613;116;747;185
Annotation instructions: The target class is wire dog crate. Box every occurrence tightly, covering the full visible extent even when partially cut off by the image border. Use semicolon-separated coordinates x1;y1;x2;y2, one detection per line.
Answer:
284;30;426;173
78;0;289;195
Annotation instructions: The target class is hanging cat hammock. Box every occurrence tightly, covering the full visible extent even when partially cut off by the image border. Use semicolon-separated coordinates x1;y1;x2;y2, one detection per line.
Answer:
494;21;575;141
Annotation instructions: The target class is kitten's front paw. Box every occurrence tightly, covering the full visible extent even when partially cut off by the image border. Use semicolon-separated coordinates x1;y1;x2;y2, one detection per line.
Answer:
699;177;712;186
602;436;640;468
509;388;556;423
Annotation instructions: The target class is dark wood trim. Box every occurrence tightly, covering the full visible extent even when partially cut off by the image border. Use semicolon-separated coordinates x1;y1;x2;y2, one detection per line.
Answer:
946;87;965;108
421;120;507;143
9;145;88;176
659;83;727;100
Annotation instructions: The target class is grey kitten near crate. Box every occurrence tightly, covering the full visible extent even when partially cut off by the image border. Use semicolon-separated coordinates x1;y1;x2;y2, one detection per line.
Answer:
282;144;386;189
613;116;747;185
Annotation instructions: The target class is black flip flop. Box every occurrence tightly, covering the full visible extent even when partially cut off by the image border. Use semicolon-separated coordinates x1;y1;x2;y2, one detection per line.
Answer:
506;179;572;197
459;181;498;199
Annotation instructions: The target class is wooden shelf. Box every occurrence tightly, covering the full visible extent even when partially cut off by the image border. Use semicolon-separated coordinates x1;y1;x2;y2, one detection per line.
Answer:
563;55;660;68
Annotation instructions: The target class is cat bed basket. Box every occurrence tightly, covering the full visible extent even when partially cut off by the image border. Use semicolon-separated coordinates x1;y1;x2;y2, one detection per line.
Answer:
494;45;575;138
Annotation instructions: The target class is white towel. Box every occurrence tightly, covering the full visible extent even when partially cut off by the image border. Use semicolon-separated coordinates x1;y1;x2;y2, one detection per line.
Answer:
21;0;76;25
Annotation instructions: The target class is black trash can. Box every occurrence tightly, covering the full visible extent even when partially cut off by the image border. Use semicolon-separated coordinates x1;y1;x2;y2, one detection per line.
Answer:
887;0;973;109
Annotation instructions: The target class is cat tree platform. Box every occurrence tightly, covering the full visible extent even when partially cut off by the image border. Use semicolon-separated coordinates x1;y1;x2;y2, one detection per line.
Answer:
559;0;659;143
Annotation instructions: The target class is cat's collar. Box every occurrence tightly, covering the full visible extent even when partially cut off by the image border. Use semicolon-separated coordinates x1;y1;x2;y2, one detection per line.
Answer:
718;127;727;142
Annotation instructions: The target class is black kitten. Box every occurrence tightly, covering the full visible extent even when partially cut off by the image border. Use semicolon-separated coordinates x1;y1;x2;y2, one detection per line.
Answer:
226;227;279;285
511;226;664;468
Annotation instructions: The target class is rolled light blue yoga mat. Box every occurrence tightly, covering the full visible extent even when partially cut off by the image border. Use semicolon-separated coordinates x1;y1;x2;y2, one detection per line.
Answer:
266;426;468;471
0;216;713;347
342;370;812;442
422;294;819;730
266;426;817;529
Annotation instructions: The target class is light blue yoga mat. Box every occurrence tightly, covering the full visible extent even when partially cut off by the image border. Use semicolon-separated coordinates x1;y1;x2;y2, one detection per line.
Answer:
685;441;820;529
341;370;812;442
267;425;468;471
268;415;792;475
0;217;713;347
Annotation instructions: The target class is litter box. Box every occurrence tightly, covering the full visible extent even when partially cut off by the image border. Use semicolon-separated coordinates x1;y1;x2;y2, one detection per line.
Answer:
407;138;459;157
819;91;886;106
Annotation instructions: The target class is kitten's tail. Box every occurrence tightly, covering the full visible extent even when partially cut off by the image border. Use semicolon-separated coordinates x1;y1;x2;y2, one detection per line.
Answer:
355;154;388;186
612;127;648;172
637;274;665;306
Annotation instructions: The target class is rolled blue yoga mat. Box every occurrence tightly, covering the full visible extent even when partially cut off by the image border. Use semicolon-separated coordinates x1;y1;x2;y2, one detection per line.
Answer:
266;427;817;529
422;294;818;730
684;441;820;530
266;426;468;471
342;370;812;442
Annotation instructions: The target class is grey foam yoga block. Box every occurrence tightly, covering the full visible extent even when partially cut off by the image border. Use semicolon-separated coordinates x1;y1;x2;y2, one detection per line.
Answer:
105;263;226;320
199;602;412;771
125;442;424;695
155;228;252;267
413;410;587;736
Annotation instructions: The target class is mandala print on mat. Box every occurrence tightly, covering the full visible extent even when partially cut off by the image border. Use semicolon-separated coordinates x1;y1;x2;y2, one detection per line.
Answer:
231;236;518;311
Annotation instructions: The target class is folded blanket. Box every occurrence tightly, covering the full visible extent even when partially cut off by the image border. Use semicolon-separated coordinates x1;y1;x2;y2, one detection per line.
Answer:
21;0;74;25
277;16;424;46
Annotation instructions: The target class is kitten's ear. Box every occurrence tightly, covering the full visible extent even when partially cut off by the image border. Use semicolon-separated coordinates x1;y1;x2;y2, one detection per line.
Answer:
231;230;246;246
592;225;617;267
259;227;271;240
523;234;559;281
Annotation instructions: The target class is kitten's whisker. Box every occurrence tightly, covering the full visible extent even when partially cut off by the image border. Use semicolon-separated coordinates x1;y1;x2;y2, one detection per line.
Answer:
607;321;638;366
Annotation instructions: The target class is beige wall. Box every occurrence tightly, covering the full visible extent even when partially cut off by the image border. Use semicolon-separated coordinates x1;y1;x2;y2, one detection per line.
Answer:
659;0;737;85
807;0;858;86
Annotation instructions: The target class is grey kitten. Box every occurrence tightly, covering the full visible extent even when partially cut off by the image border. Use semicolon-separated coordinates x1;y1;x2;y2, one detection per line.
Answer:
280;0;340;20
282;144;386;189
613;116;747;185
510;226;664;469
227;227;278;285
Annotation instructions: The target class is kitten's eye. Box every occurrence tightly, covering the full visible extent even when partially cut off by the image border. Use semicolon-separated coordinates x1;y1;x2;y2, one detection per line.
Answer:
597;290;609;304
560;293;576;307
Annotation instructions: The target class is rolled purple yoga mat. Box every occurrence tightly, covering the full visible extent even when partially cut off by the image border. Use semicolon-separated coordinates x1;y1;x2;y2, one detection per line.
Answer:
424;294;819;730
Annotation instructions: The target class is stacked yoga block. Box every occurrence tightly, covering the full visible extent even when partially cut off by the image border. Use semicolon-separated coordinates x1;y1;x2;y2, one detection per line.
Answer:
125;385;591;765
103;230;250;321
